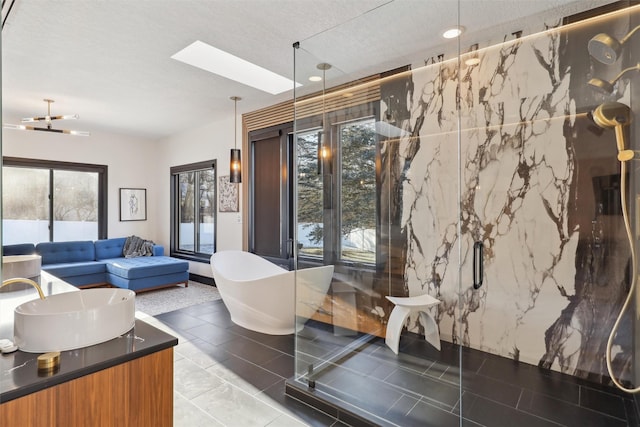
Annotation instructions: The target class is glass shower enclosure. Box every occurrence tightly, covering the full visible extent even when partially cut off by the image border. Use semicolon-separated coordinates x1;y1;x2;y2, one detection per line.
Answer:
288;1;640;425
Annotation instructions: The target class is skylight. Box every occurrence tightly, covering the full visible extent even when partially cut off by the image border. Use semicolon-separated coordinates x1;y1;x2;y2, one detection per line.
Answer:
171;40;300;95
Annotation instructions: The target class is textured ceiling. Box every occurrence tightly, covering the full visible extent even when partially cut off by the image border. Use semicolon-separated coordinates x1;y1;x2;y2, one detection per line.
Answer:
1;0;616;140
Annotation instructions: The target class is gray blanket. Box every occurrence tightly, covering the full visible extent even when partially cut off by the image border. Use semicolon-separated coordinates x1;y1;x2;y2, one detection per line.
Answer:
123;235;155;258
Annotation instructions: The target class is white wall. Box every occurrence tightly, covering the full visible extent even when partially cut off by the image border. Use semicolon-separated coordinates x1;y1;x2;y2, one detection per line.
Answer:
157;114;243;278
2;128;162;242
2;112;243;279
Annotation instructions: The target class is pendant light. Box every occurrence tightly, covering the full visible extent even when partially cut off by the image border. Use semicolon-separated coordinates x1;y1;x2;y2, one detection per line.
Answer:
230;96;242;183
317;63;331;175
4;99;90;136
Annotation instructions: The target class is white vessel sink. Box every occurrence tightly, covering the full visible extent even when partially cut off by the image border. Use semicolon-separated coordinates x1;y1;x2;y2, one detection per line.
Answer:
2;255;41;281
14;288;135;353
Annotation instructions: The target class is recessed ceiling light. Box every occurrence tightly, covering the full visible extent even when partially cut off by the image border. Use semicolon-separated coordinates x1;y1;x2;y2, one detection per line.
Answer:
442;26;464;39
465;57;481;66
171;40;300;95
309;76;322;82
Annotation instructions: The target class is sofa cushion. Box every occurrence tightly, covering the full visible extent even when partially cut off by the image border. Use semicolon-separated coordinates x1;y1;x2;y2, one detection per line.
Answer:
103;256;188;279
3;243;36;255
94;237;127;260
42;261;106;277
36;241;96;265
108;271;189;291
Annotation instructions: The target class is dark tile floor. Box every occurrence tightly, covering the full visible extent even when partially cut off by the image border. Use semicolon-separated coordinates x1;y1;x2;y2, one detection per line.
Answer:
149;298;344;426
154;299;640;426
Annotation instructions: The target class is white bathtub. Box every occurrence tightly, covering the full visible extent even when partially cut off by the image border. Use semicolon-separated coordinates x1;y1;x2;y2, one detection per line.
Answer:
210;250;334;335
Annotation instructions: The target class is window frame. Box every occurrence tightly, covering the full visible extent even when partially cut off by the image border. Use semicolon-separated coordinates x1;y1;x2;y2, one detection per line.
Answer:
295;102;380;269
2;156;108;242
170;159;217;263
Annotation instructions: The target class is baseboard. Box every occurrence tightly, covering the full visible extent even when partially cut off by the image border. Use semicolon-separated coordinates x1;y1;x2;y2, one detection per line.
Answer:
189;273;215;286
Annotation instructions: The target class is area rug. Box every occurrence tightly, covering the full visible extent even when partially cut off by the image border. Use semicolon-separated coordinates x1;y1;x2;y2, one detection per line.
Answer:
134;281;221;316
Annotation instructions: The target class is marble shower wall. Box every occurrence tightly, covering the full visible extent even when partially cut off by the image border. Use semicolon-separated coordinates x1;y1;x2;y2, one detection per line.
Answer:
386;7;636;384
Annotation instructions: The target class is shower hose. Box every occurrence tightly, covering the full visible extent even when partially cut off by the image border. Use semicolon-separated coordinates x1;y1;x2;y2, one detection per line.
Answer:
607;159;640;393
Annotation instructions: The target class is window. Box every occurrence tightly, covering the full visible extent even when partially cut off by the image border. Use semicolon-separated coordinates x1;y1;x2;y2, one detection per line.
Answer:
338;118;376;263
2;157;107;244
170;160;216;261
296;129;324;259
296;112;378;266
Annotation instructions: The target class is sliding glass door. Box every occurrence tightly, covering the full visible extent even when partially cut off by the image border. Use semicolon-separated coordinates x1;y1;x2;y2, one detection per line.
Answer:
2;158;106;244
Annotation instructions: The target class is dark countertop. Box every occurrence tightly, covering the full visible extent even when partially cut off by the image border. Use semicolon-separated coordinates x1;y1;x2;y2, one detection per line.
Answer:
0;273;178;404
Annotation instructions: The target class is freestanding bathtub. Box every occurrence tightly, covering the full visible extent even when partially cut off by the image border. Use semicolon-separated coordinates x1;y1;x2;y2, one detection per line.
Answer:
210;250;334;335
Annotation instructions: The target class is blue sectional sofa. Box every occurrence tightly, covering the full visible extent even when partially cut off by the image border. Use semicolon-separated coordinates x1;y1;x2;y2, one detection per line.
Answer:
4;238;189;292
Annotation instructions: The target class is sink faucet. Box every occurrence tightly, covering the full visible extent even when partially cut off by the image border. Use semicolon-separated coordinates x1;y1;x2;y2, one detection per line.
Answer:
1;277;46;300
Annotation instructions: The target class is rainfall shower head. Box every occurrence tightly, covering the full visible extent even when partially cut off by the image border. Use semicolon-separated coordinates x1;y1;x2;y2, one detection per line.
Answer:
592;101;632;161
588;63;640;94
588;33;621;64
588;25;640;64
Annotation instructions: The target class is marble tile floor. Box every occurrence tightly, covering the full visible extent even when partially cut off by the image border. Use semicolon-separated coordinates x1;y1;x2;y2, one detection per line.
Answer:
135;299;344;427
136;298;640;427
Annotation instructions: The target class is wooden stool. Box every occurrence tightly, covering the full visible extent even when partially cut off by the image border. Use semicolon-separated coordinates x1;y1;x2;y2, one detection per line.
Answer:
385;294;441;354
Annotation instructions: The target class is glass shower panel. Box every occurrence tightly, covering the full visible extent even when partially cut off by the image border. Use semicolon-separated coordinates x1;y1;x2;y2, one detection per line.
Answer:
457;0;640;424
290;1;640;426
291;1;463;424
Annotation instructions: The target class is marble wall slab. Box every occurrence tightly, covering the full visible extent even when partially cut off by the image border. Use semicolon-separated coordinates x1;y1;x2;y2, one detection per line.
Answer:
382;6;637;385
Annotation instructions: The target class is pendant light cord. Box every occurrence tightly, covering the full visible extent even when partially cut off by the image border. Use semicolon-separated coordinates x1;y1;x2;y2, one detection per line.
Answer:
322;68;326;128
316;62;331;165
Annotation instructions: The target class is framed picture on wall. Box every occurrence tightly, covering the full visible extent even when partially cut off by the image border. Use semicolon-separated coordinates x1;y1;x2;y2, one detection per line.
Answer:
120;188;147;221
219;175;239;212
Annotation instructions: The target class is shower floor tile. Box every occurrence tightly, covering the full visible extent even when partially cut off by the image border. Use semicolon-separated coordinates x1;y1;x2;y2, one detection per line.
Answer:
517;389;628;427
461;392;559;427
290;321;640;426
155;296;639;427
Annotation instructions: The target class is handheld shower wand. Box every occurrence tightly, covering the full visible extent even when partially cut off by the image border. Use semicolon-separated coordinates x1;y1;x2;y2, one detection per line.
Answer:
592;101;640;393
